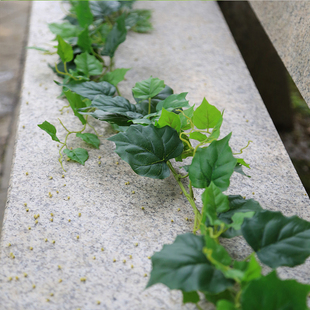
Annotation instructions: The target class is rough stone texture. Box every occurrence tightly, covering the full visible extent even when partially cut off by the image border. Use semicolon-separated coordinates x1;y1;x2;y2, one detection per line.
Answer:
250;1;310;109
0;2;309;309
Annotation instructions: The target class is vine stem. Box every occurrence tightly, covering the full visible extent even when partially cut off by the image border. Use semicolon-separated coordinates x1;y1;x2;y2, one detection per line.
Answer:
148;97;151;115
167;161;201;232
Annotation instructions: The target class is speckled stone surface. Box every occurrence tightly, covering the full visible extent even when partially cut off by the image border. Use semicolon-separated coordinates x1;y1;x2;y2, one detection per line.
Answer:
250;1;310;108
0;2;309;309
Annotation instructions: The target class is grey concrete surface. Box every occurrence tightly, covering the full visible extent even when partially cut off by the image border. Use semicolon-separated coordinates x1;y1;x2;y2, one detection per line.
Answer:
0;1;309;309
0;2;31;233
250;1;310;109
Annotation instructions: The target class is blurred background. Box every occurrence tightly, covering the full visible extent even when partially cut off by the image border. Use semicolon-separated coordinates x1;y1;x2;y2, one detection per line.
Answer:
0;1;309;225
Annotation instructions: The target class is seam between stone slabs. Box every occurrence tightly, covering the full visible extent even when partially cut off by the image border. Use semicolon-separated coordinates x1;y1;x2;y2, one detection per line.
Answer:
0;2;309;309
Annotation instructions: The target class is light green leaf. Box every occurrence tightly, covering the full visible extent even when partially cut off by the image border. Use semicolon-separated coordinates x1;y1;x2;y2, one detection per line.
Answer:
77;27;92;53
241;271;310;310
56;35;73;63
182;291;200;304
216;300;237;310
48;22;79;39
27;46;50;52
76;133;100;149
208;114;223;142
132;77;165;100
74;1;93;28
189;131;207;142
37;121;60;142
242;210;310;268
101;68;130;86
63;148;89;165
108;125;183;179
237;158;250;168
229;212;255;231
233;254;262;283
156;93;190;112
74;52;103;77
157;108;181;132
146;233;234;293
180;105;194;130
64;90;86;125
193;98;222;130
189;133;237;190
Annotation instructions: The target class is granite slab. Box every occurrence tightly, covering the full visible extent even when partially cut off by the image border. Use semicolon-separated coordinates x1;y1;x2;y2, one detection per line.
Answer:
0;1;309;309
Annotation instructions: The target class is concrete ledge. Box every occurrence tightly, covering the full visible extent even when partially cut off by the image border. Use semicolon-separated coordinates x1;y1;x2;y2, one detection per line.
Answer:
0;2;309;309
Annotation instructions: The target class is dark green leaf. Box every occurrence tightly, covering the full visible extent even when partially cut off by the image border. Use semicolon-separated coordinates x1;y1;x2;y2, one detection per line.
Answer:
51;60;76;78
130;9;152;33
102;15;127;58
57;35;73;63
76;133;100;149
48;22;79;39
77;28;92;53
74;52;103;77
74;1;93;28
89;1;120;17
182;291;200;304
101;68;130;86
37;121;60;142
156;93;190;112
204;290;235;305
61;81;116;100
241;271;310;310
146;233;234;293
216;300;237;310
189;133;237;190
108;125;183;179
157;108;181;132
193;98;222;130
234;163;251;178
132;77;165;100
63;148;89;165
68;69;90;82
64;90;86;125
242;210;310;268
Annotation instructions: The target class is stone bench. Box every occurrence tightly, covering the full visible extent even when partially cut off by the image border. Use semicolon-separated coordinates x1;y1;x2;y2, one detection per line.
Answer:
0;2;309;309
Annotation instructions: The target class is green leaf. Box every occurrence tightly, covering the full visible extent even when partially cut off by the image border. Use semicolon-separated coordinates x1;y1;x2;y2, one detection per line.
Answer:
64;90;86;125
189;133;237;190
74;52;103;77
189;131;207;142
182;291;200;304
68;69;90;82
201;182;229;226
229;212;255;231
61;81;116;100
233;254;262;283
216;300;237;310
108;125;183;179
242;210;310;268
63;148;89;165
208;114;223;142
132;77;165;100
89;1;120;17
57;35;73;63
204;290;235;305
48;22;79;39
157;108;181;132
180;105;194;130
76;133;100;149
236;158;250;168
102;15;127;58
77;27;92;53
193;98;222;130
126;9;153;33
156;93;190;112
234;163;251;178
27;46;50;52
37;121;60;142
146;233;234;293
241;271;310;310
101;68;130;87
74;1;93;28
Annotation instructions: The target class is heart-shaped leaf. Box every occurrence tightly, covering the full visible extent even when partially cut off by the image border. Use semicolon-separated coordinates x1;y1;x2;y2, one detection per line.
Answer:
108;124;183;179
157;108;181;132
57;35;73;63
90;95;139;113
64;90;87;125
38;121;60;142
76;133;100;149
101;68;130;86
48;22;79;39
74;1;93;28
156;92;190;112
63;148;89;165
74;52;103;77
132;77;165;100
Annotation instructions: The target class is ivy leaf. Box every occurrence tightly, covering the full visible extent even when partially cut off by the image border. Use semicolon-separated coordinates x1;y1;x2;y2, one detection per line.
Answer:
201;182;229;226
216;300;237;310
48;22;79;39
74;1;93;28
241;271;310;310
134;85;173;115
229;212;255;231
242;210;310;268
180;105;194;130
156;93;190;112
182;291;200;304
76;133;100;149
89;95;139;113
64;90;86;125
89;1;120;18
77;27;92;53
189;132;207;142
38;121;60;142
108;125;183;179
102;15;127;58
146;233;234;293
208;114;223;142
101;68;130;87
74;52;103;77
60;81;116;100
63;148;89;165
233;254;262;283
189;133;237;190
57;35;73;63
219;196;262;238
193;98;222;130
157;108;181;132
132;77;165;100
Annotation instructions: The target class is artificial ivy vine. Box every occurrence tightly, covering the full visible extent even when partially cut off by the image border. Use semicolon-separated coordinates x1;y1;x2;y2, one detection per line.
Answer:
35;1;310;309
